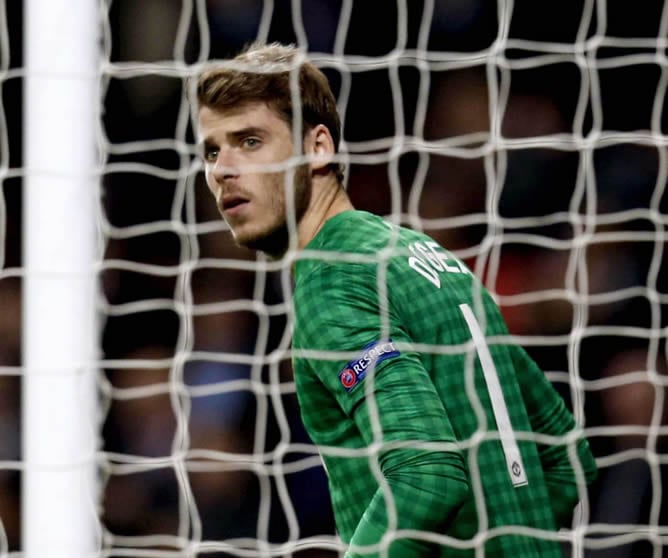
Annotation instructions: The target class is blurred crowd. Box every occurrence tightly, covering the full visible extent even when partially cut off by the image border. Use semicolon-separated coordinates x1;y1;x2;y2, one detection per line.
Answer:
2;0;668;556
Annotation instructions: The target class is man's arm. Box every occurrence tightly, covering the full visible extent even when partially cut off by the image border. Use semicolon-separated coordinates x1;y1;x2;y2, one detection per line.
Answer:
511;345;598;528
344;354;470;557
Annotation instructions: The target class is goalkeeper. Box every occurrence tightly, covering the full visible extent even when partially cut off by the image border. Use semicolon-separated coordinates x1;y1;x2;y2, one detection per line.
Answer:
194;42;597;557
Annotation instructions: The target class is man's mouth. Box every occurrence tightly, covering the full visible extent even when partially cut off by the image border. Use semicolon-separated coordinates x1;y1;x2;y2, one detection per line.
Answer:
221;195;249;214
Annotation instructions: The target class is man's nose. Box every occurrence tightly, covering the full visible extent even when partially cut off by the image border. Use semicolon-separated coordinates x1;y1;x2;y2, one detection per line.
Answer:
212;148;240;182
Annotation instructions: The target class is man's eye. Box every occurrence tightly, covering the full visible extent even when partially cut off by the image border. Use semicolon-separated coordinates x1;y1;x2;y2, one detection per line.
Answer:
203;148;218;162
243;137;261;149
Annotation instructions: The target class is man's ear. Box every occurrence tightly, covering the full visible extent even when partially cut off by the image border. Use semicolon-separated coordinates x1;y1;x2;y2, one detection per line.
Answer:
306;124;335;171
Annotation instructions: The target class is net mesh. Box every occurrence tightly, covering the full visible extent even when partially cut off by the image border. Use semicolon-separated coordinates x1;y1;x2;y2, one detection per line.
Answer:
4;0;668;556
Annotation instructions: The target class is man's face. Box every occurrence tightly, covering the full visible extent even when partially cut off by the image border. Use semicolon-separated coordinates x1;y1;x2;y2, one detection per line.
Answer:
198;102;311;257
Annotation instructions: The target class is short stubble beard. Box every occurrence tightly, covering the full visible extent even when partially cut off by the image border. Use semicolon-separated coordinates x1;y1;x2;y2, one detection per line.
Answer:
243;164;312;259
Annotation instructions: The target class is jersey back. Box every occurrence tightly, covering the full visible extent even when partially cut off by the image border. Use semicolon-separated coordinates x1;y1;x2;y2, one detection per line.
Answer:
292;210;576;557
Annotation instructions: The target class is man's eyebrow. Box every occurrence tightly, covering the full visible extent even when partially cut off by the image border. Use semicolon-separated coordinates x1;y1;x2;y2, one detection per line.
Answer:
227;126;266;139
199;137;216;147
197;138;216;154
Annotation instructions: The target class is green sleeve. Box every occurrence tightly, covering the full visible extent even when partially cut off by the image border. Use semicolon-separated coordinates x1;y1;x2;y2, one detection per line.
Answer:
512;345;598;528
294;264;470;556
345;356;470;557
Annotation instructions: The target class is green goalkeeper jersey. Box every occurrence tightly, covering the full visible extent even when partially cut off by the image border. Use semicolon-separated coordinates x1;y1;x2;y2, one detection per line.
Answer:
292;210;597;557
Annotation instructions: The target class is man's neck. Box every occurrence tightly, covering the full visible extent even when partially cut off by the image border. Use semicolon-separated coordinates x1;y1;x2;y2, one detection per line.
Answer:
297;177;354;251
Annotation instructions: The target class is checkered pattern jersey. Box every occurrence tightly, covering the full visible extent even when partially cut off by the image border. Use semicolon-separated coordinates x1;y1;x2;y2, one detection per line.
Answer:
292;210;597;558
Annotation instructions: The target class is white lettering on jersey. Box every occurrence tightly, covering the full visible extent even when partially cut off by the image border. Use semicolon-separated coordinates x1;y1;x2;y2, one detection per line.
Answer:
407;241;471;288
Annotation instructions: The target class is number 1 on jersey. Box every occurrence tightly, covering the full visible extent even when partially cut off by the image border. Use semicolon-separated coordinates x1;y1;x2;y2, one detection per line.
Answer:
460;303;529;488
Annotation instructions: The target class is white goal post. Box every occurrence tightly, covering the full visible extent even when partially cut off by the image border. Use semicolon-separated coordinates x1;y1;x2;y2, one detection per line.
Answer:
22;0;100;556
13;0;668;557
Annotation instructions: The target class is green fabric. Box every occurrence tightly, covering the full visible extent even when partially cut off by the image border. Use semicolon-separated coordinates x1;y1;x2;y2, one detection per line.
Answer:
292;210;597;557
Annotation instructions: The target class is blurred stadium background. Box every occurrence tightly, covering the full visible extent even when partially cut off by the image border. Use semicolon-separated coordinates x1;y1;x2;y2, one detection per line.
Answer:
2;0;668;556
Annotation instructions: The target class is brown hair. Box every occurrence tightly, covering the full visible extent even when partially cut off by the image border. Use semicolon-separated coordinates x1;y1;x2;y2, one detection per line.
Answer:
196;42;344;183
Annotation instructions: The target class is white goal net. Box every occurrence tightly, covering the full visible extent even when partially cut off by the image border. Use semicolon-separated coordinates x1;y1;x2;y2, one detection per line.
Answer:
4;0;668;556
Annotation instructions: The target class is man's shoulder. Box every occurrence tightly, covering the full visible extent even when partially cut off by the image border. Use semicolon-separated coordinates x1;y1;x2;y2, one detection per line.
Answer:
302;210;434;258
317;210;392;250
294;211;391;283
292;251;375;304
294;211;466;294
